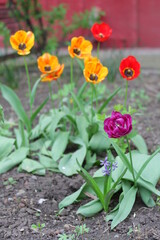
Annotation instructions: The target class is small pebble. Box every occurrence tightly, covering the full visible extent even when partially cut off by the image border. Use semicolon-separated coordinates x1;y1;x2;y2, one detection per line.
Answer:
16;189;26;196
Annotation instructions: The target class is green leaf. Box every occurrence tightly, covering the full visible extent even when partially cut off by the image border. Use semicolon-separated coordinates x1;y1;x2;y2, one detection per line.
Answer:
139;187;155;207
0;84;30;132
30;97;49;123
77;160;104;207
59;183;86;209
131;134;148;154
30;78;41;107
19;158;45;173
97;87;121;113
111;186;138;229
113;151;160;196
51;131;69;161
30;138;45;151
77;199;103;217
39;154;58;170
0;136;15;160
71;92;89;122
76;116;89;145
89;131;110;152
111;140;132;173
0;147;29;174
14;121;29;148
135;148;160;183
58;138;86;176
46;110;65;135
84;150;96;170
86;122;99;139
77;82;88;98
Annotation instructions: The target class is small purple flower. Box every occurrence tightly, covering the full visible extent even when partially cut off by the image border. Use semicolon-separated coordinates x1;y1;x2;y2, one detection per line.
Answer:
100;156;110;167
100;157;118;176
104;111;132;138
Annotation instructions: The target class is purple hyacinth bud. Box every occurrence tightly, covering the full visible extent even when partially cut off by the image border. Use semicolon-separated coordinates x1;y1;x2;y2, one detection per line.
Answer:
100;157;118;176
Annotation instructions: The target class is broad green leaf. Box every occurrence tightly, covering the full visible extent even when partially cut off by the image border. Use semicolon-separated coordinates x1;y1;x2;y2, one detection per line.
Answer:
76;116;89;145
0;84;30;132
0;136;15;160
139;187;155;207
39;154;58;170
0;147;29;174
19;158;44;173
59;177;105;209
89;131;110;152
14;121;29;148
59;184;86;209
86;122;99;139
77;199;103;217
97;87;121;113
46;111;65;138
131;134;148;154
135;148;160;183
111;186;138;229
30;115;52;140
51;131;69;161
30;78;41;107
58;138;86;176
32;169;46;175
113;151;160;196
106;208;119;222
30;138;45;151
84;150;96;170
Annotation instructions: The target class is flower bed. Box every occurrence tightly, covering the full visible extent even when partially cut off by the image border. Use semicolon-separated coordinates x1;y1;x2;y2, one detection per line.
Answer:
0;23;160;239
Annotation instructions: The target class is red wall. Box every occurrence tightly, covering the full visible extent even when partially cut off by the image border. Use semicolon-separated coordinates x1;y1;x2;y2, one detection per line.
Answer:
40;0;160;48
1;0;160;47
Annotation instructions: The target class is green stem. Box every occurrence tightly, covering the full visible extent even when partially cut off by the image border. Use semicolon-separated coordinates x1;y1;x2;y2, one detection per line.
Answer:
70;57;73;88
48;82;54;109
91;84;94;122
97;42;100;58
126;136;136;184
57;81;62;107
104;174;109;197
92;84;98;110
23;57;32;115
124;80;128;110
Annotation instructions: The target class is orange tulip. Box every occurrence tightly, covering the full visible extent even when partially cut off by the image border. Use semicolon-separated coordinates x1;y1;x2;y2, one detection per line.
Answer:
41;64;64;82
37;53;62;74
68;36;93;59
10;30;34;55
83;57;108;84
37;53;64;82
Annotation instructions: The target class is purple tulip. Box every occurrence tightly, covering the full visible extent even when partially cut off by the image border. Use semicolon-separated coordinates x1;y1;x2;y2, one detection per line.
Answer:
104;111;132;138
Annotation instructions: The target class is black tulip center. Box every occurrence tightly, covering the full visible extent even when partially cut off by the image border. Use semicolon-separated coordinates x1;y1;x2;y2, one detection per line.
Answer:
44;66;51;71
90;73;98;81
73;48;81;55
124;68;134;77
19;43;26;50
99;33;104;38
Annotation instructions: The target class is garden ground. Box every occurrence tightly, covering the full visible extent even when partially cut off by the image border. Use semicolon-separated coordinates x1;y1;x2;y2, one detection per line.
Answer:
0;50;160;239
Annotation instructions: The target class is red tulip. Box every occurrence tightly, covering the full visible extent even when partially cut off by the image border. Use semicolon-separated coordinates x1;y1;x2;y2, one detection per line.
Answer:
91;22;112;42
119;56;140;81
